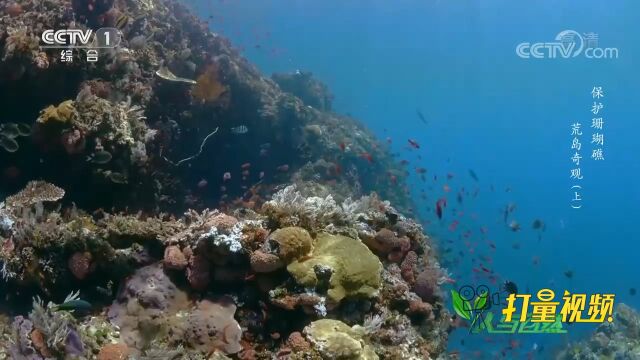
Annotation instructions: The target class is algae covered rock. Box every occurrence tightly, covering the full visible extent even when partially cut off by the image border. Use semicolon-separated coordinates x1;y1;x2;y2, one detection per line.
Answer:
304;319;378;360
269;226;314;262
287;233;382;303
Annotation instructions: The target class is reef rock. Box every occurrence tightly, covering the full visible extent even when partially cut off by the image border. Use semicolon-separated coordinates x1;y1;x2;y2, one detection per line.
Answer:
185;298;243;355
107;264;189;351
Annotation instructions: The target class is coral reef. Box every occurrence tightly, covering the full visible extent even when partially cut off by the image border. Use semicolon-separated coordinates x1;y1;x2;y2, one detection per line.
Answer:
0;181;452;358
556;303;640;359
272;71;334;111
0;0;452;356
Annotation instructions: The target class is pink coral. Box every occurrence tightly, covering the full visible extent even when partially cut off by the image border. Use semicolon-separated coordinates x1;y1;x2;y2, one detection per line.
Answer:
164;245;188;270
68;251;93;280
187;253;210;290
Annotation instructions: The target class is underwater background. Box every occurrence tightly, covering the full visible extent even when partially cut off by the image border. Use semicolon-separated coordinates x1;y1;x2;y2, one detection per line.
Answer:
187;0;640;356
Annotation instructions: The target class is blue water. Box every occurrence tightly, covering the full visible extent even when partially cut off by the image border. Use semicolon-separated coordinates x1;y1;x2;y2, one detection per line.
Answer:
187;0;640;356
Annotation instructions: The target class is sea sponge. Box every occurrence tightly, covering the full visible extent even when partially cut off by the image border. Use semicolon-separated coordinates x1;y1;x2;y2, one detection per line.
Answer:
287;233;382;304
304;319;378;360
37;100;77;124
185;299;242;354
268;227;313;263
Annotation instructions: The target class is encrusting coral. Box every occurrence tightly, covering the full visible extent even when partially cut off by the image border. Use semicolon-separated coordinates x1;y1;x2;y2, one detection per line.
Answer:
287;232;382;304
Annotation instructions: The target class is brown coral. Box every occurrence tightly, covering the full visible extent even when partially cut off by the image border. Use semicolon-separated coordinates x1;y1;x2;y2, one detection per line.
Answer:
250;250;283;273
68;251;93;280
5;2;23;17
268;227;313;263
164;245;188;270
207;213;238;232
31;328;53;357
400;251;418;284
187;253;211;290
192;63;227;103
366;228;410;257
97;343;129;360
287;331;311;352
414;269;439;303
60;129;86;155
5;180;65;208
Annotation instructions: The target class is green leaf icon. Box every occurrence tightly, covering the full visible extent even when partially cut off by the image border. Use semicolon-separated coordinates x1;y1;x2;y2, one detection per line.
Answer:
451;290;471;320
474;290;488;311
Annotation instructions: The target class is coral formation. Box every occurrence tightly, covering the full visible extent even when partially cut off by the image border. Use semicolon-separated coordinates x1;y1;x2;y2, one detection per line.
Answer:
4;180;65;208
304;319;378;360
287;232;382;304
556;303;640;359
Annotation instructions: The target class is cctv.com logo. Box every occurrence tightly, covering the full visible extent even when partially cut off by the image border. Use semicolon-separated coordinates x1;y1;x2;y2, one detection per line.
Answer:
516;30;619;59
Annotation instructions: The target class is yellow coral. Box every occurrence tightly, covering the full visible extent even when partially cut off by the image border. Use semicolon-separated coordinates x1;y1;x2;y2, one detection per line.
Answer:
304;319;378;360
192;63;227;103
37;100;77;124
287;233;382;304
